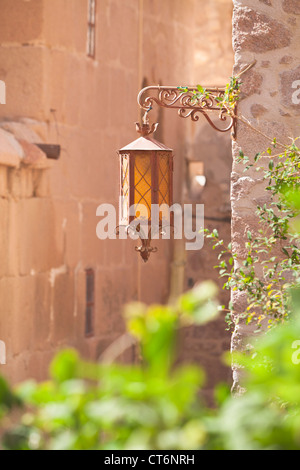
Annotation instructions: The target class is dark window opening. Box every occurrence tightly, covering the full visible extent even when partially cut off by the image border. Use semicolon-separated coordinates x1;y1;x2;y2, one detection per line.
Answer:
87;0;96;58
85;268;95;337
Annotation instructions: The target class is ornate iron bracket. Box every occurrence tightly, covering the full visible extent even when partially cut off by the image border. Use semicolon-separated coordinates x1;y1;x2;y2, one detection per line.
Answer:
115;223;174;263
137;86;237;139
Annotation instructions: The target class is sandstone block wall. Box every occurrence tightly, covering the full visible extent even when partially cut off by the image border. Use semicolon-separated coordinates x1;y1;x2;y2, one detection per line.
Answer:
0;0;196;384
0;0;235;399
231;0;300;390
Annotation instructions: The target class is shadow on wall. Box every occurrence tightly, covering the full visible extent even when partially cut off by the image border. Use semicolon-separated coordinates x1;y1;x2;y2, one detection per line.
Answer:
179;121;233;402
192;124;232;217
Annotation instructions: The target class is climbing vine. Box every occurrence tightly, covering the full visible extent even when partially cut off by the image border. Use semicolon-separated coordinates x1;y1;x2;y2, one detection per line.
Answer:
205;141;300;329
182;69;300;330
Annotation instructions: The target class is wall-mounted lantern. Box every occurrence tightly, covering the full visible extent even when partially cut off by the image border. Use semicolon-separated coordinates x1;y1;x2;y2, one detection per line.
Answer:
117;84;237;262
117;121;173;262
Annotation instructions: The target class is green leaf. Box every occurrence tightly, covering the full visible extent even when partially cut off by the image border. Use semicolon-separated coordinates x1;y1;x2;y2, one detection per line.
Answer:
50;350;80;383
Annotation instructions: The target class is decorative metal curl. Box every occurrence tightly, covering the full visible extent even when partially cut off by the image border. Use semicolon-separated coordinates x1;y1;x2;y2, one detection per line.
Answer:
135;239;158;263
115;222;174;262
137;86;237;138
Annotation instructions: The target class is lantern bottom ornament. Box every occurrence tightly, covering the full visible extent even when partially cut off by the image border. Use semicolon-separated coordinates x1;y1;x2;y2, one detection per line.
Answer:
134;226;158;263
117;120;174;262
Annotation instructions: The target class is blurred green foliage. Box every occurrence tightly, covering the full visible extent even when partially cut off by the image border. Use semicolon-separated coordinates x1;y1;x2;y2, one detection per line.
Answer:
1;278;300;450
0;282;218;450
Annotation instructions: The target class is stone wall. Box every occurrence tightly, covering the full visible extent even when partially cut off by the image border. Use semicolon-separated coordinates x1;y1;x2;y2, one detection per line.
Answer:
0;0;196;383
0;0;235;398
231;0;300;390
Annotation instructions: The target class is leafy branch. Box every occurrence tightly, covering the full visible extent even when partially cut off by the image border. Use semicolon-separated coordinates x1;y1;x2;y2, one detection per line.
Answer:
180;66;300;330
204;139;300;330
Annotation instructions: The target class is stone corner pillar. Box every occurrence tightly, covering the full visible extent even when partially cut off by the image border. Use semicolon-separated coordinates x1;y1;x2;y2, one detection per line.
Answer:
231;0;300;390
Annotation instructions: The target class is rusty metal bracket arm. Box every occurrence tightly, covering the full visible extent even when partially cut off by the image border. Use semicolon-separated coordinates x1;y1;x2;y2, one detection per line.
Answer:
137;85;237;138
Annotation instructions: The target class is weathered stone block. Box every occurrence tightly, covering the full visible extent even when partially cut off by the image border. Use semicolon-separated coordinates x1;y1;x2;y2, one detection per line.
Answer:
0;0;43;43
279;55;294;65
233;7;291;53
32;273;52;350
0;47;46;121
82;202;106;268
241;69;264;98
0;277;15;353
33;170;51;198
0;166;8;198
0;122;42;144
18;198;64;275
42;0;87;53
282;0;300;15
6;201;19;277
73;269;87;340
10;276;35;356
0;199;20;277
52;270;75;343
43;50;83;128
94;268;133;336
20;168;34;198
251;103;268;118
0;128;23;168
139;253;170;305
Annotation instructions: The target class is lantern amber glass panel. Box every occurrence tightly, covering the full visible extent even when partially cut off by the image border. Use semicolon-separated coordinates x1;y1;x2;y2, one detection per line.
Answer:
119;135;173;226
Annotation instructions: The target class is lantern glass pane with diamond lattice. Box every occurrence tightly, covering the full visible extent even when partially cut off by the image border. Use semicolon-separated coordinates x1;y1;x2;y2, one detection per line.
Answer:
118;128;173;227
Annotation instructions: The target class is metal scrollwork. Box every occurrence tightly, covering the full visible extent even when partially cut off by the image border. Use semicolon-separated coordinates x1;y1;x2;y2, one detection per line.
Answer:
137;86;237;138
115;223;174;262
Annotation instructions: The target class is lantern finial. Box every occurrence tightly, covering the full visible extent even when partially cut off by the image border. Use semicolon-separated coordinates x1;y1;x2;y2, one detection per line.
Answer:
135;111;159;137
135;121;159;137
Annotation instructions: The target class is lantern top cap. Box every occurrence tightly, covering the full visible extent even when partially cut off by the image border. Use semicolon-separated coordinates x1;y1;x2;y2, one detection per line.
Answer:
119;121;173;152
119;135;173;152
